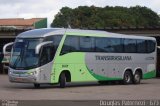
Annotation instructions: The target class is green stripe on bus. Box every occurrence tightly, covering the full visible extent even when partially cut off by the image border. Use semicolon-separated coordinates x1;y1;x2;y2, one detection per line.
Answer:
143;70;156;79
86;65;122;81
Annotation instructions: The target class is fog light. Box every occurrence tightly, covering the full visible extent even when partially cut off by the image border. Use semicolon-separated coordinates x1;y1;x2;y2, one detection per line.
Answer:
29;71;37;75
9;71;12;74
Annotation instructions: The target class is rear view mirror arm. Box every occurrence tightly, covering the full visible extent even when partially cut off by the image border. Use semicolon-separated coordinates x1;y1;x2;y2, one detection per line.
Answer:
35;41;53;54
3;42;14;55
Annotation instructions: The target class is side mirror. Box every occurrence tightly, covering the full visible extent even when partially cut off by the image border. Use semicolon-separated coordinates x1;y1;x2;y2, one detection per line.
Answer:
35;41;53;54
2;42;14;63
3;42;14;55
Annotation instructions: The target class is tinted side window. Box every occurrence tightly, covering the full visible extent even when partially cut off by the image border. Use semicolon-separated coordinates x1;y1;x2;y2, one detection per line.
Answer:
95;38;122;52
40;45;55;66
147;40;156;53
45;35;63;49
108;38;123;52
95;38;106;52
137;39;147;53
124;39;136;53
61;36;79;54
80;36;94;52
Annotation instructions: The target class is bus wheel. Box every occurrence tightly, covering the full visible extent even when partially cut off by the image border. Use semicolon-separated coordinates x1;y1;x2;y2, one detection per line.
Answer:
59;73;66;88
133;71;141;84
34;83;40;88
123;71;133;85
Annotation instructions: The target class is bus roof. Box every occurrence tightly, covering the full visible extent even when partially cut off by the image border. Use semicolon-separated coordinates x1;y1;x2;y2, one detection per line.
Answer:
17;28;156;40
17;28;65;38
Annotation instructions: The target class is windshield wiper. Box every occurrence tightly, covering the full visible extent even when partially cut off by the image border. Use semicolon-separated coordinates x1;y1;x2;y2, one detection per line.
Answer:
12;47;25;69
12;52;22;68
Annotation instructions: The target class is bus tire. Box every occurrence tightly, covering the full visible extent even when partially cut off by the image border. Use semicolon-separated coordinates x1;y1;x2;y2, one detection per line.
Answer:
34;83;40;88
133;71;141;84
59;73;66;88
123;71;133;85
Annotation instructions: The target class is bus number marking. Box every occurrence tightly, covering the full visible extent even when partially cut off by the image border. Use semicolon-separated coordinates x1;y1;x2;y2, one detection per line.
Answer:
62;65;68;68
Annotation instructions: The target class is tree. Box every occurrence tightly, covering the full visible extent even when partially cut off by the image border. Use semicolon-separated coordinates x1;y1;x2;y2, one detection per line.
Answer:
51;7;73;28
51;5;160;28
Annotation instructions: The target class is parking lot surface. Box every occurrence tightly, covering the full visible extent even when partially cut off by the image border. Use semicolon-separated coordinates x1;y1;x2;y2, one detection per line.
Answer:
0;75;160;100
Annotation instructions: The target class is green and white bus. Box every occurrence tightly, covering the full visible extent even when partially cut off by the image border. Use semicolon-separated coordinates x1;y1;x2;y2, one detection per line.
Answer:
3;28;156;88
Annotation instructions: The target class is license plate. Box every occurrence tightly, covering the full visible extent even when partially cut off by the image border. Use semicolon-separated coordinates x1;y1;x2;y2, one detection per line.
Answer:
15;78;23;81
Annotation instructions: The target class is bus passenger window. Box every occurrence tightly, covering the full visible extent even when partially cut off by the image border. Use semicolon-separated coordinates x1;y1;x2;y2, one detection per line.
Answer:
137;39;147;53
80;36;94;52
95;38;107;52
147;40;156;53
95;37;122;53
124;39;136;53
61;36;79;55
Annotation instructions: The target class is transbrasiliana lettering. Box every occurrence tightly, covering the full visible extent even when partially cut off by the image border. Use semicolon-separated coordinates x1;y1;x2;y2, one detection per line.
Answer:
95;55;132;61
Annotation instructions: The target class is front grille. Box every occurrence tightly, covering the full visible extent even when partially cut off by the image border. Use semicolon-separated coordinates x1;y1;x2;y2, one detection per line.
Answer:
13;71;27;74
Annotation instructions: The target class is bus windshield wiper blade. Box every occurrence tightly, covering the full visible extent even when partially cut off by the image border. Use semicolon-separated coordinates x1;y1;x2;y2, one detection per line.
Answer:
12;53;22;68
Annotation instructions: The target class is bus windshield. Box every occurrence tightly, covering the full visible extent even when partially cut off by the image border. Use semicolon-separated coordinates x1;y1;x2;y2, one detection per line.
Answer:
10;38;43;70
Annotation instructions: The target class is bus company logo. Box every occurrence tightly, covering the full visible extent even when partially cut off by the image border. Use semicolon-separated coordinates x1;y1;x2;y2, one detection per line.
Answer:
95;55;132;61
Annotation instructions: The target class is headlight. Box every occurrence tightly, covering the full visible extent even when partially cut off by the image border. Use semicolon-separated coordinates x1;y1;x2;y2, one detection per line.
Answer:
29;71;37;75
30;72;34;75
9;71;12;74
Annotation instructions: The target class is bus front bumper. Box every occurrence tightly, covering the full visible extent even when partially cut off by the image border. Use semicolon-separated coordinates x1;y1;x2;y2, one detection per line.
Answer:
8;68;39;83
9;75;37;83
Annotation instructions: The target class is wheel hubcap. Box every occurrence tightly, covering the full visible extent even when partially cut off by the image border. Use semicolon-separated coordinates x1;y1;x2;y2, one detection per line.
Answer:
135;74;140;82
125;74;130;82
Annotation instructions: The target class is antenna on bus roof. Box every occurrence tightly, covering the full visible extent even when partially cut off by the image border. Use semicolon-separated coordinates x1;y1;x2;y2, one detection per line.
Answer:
67;22;71;29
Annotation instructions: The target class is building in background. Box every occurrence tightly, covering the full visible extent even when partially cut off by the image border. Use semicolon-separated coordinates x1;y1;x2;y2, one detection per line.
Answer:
0;18;47;29
0;18;47;74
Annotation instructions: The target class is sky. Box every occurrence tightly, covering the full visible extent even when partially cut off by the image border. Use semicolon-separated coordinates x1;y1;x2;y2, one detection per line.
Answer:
0;0;160;27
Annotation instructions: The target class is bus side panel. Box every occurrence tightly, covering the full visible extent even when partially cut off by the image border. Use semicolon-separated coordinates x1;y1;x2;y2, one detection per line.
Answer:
52;52;97;83
85;52;156;80
52;52;156;83
143;52;156;79
85;53;130;80
51;63;75;83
